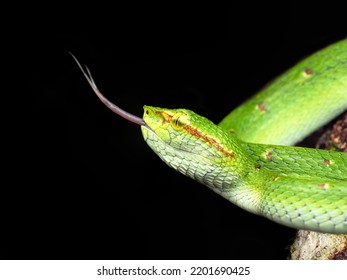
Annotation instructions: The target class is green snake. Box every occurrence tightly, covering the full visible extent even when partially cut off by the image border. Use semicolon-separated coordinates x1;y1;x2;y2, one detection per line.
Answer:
71;39;347;234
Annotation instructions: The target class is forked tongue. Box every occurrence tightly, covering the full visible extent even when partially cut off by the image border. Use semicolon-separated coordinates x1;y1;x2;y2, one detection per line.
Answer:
70;53;146;126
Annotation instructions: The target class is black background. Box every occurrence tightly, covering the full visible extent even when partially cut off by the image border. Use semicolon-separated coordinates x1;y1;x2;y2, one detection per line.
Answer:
5;5;347;260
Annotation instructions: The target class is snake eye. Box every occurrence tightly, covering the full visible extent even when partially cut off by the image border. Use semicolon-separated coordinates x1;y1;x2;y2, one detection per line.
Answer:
171;112;189;130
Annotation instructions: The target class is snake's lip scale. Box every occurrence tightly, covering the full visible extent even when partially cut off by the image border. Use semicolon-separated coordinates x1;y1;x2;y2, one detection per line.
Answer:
142;122;153;132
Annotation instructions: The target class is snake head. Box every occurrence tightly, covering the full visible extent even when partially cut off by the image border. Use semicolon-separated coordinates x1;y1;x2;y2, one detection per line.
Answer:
142;106;191;142
141;106;237;166
142;106;195;155
141;106;247;191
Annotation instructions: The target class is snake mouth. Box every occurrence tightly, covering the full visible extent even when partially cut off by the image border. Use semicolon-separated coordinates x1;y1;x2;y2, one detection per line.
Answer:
142;121;154;132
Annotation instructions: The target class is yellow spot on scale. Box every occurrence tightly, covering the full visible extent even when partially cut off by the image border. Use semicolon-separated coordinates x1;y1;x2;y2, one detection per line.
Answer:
257;102;267;112
273;176;279;181
322;159;333;166
303;68;314;78
318;183;329;190
265;151;273;160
